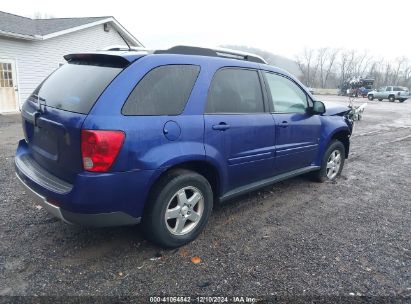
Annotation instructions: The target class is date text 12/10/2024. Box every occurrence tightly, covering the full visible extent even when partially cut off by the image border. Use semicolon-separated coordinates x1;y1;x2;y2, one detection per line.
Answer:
149;296;258;303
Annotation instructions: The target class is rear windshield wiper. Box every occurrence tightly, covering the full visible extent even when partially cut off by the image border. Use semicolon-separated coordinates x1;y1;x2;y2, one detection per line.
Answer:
31;93;47;113
30;93;45;102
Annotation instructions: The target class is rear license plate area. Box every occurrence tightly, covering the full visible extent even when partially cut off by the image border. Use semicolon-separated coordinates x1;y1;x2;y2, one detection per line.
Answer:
32;126;58;158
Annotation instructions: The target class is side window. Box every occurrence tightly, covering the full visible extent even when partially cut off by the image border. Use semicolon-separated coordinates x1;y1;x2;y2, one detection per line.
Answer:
264;72;308;113
206;68;264;113
122;65;200;115
386;87;392;91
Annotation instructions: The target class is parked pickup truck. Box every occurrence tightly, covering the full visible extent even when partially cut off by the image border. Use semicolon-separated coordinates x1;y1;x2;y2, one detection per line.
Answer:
367;86;410;102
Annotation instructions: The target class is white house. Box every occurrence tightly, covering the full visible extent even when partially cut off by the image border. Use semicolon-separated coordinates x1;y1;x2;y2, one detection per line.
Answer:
0;11;143;113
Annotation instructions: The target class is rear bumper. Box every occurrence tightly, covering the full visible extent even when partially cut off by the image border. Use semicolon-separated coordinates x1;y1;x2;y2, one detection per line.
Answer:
15;139;157;227
15;172;141;227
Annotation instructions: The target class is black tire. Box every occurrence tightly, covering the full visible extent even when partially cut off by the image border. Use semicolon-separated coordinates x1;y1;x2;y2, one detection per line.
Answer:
399;99;406;103
368;95;374;101
312;140;345;183
378;99;383;101
388;95;395;102
142;169;213;248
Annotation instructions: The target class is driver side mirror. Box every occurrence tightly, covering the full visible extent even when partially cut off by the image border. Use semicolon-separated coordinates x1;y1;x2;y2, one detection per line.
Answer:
312;100;326;114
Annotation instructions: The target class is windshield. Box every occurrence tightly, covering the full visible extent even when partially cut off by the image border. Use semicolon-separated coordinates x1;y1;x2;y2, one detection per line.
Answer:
31;62;122;114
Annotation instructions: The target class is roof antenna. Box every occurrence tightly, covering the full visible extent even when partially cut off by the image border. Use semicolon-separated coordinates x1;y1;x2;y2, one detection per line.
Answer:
115;29;131;51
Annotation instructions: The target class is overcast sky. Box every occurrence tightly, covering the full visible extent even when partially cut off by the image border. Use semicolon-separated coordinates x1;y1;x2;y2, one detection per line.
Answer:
2;0;410;61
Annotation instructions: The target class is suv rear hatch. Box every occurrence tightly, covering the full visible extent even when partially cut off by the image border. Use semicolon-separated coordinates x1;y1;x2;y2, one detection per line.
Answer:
20;54;129;183
398;87;410;97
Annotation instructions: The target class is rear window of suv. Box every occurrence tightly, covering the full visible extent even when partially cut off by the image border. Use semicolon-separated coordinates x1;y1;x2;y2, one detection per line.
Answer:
31;61;122;114
122;65;200;116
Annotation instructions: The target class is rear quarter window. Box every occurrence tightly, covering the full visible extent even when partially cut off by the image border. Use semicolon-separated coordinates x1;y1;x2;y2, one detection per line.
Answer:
33;62;122;114
122;65;200;116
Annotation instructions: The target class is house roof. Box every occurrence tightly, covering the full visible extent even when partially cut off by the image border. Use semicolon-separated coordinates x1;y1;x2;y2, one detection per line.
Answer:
0;11;143;46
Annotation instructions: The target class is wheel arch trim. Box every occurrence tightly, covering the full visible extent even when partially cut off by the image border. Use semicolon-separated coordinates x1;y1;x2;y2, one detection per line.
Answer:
327;128;351;158
146;158;223;205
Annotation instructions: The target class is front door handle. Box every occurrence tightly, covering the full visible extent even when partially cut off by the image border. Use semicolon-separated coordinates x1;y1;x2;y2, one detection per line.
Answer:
212;122;230;131
279;121;289;128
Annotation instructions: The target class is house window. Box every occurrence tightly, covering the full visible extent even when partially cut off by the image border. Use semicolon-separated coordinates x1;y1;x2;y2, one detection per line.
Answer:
0;63;13;88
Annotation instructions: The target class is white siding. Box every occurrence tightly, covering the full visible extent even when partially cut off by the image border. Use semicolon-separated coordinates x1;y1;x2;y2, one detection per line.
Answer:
0;23;126;108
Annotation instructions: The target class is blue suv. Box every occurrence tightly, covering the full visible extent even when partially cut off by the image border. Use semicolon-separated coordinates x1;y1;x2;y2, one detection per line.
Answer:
15;46;353;248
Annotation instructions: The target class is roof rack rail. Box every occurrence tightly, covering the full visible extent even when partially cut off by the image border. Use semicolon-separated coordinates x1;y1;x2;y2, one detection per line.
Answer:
153;45;267;64
101;45;150;52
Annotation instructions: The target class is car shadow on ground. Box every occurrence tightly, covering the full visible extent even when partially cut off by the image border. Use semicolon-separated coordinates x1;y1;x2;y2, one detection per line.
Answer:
38;174;315;258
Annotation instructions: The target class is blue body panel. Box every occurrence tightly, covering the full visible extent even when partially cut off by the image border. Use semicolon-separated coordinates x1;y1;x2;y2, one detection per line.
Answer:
204;113;276;194
16;52;352;221
15;140;156;217
272;112;321;173
21;100;87;183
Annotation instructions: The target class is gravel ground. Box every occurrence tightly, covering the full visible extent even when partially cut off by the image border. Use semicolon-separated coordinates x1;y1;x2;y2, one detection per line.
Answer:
0;96;410;300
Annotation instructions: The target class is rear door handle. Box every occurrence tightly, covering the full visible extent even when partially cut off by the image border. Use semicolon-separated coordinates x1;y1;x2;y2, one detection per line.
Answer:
212;123;230;131
279;121;288;128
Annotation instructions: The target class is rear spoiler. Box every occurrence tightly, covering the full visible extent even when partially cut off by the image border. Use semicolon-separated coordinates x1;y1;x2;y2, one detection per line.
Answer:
63;53;131;68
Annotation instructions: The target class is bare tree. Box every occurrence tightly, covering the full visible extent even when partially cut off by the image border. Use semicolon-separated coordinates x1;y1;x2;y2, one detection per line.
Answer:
317;48;328;88
361;55;374;78
401;61;411;87
383;62;392;85
346;50;358;79
323;48;339;88
315;48;340;88
338;50;350;87
353;51;368;76
296;48;315;86
368;60;384;88
311;49;327;87
392;57;407;85
282;46;409;89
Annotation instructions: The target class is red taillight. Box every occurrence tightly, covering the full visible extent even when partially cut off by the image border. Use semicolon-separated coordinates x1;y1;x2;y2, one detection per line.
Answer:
81;130;125;172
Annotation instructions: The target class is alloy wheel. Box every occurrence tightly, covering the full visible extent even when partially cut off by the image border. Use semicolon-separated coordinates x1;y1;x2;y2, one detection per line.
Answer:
326;150;342;180
164;186;204;235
